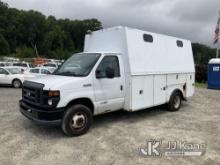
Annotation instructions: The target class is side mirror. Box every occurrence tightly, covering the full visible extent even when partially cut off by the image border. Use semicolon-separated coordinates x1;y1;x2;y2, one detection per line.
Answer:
96;70;102;79
105;67;114;79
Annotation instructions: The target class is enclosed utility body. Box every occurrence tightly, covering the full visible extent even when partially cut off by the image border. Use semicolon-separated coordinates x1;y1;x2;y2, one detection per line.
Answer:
84;26;195;111
19;27;195;136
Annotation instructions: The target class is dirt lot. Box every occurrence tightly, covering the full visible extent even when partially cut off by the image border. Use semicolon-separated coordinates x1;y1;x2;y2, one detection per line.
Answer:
0;87;219;165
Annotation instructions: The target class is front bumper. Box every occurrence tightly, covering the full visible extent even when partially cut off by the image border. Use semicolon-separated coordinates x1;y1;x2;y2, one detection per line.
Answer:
19;100;64;126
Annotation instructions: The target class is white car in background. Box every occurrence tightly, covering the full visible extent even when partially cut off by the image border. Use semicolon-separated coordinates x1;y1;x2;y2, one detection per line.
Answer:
25;67;54;76
12;62;33;72
0;62;12;67
42;63;58;69
0;67;34;88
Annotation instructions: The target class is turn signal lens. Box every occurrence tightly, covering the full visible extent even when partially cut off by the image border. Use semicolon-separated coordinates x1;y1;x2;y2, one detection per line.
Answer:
48;91;60;97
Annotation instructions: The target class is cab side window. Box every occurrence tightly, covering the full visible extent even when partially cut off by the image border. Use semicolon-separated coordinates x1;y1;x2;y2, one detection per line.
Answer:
96;56;120;78
0;68;8;74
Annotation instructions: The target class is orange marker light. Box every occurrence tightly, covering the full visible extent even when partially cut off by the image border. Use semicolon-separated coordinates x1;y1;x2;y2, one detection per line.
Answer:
48;91;60;97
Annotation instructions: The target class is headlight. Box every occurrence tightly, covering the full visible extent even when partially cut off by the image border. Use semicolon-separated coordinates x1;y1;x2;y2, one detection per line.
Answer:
48;99;53;106
43;90;60;107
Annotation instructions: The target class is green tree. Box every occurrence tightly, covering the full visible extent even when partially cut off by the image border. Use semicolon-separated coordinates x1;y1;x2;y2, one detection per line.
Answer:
17;10;47;48
0;33;10;55
0;0;103;59
192;43;216;65
16;46;34;58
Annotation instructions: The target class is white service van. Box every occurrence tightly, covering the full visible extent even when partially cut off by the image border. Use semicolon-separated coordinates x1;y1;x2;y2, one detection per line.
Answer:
19;27;195;136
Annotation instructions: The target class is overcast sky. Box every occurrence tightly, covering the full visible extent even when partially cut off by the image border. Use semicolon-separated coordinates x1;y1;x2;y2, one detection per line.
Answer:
3;0;220;46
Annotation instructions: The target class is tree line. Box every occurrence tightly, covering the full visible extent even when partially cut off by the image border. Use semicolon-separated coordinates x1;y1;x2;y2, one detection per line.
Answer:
0;0;218;64
192;43;218;83
0;1;102;59
192;43;217;65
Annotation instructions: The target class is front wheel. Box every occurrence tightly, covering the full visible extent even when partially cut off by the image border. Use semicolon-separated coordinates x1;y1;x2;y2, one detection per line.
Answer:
167;91;182;112
61;104;93;136
12;79;22;88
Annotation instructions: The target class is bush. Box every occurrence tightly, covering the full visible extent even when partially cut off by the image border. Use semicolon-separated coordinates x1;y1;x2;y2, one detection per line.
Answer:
195;65;207;83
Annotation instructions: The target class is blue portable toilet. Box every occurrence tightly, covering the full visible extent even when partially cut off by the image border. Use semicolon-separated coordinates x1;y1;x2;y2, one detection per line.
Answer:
208;58;220;89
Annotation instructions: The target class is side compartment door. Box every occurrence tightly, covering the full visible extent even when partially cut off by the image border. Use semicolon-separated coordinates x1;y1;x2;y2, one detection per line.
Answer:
186;73;195;97
93;55;125;114
154;75;167;105
131;75;154;111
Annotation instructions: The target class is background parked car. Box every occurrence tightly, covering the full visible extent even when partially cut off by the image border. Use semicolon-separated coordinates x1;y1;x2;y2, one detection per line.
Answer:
0;62;12;67
42;63;58;69
12;62;33;72
24;67;54;76
0;67;34;88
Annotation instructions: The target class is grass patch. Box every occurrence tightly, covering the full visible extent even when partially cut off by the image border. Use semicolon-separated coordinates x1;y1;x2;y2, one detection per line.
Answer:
195;82;207;88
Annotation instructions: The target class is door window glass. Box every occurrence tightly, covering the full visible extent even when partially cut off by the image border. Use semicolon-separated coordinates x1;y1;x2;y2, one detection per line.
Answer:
0;68;8;74
96;56;120;78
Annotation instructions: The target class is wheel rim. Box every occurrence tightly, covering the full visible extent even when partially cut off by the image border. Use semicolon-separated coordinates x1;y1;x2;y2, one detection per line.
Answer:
14;81;20;88
71;112;87;129
173;95;181;109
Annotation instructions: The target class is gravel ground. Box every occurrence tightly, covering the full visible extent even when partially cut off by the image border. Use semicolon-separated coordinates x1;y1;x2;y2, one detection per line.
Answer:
0;87;219;165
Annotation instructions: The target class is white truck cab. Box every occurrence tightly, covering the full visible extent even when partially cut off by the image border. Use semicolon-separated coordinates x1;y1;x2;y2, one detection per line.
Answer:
19;27;195;136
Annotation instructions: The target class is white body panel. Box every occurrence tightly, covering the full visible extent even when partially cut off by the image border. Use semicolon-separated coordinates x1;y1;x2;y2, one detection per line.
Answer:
129;73;194;111
92;55;125;114
153;75;167;105
131;76;154;110
84;27;195;75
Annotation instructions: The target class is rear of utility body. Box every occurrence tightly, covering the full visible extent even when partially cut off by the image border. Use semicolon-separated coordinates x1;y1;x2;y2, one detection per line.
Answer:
84;27;195;113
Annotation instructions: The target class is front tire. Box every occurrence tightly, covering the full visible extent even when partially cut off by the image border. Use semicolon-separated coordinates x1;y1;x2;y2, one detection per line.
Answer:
12;79;22;88
62;104;93;136
167;91;182;112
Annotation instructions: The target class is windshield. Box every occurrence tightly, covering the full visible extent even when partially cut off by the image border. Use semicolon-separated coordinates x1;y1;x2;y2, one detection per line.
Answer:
54;53;100;77
7;68;22;74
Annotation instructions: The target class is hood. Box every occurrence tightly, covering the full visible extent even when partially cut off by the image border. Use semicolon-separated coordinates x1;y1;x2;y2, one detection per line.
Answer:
26;75;88;90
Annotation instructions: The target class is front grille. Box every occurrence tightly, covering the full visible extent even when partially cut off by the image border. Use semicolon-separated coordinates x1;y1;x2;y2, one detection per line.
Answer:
22;81;45;106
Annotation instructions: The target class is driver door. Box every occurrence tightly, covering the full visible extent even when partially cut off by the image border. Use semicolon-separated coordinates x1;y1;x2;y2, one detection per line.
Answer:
93;55;125;114
0;68;9;84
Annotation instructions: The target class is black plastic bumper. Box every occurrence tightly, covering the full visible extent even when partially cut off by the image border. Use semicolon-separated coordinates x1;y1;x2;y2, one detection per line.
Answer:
19;100;64;126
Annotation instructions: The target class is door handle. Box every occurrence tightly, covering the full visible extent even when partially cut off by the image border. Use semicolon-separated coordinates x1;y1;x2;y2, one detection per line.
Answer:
83;83;92;87
120;85;123;91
